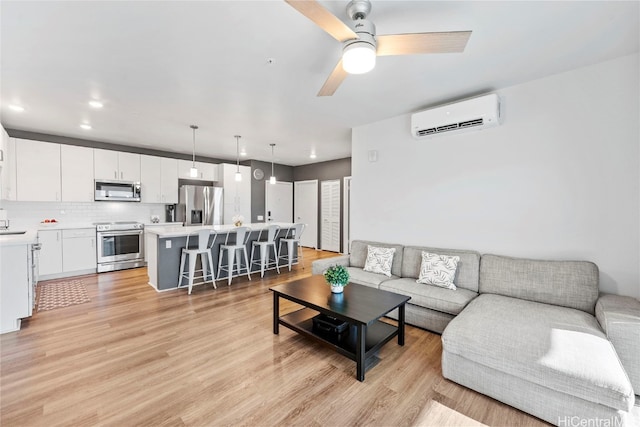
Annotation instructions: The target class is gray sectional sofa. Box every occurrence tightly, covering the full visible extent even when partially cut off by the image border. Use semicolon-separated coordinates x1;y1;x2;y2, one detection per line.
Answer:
311;240;639;426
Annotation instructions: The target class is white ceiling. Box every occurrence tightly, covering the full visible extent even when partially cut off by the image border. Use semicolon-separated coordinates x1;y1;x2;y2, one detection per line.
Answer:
1;1;638;166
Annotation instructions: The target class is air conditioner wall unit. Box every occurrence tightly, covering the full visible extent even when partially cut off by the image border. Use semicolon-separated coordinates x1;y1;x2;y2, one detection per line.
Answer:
411;93;502;139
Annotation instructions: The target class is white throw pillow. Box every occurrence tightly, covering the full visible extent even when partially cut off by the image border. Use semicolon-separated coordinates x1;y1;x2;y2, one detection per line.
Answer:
416;251;460;290
363;245;396;277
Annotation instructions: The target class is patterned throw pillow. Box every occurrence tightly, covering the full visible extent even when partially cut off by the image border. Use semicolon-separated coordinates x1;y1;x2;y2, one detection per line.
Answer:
416;251;460;290
363;245;396;277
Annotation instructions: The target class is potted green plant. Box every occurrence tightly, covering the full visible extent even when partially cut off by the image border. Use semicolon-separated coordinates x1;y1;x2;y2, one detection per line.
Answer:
323;264;350;293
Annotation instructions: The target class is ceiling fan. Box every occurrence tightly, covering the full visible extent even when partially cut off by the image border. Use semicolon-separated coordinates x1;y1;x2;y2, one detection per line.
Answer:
285;0;472;96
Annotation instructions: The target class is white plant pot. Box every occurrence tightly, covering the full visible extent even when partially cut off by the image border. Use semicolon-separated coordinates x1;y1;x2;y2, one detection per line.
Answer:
330;284;344;293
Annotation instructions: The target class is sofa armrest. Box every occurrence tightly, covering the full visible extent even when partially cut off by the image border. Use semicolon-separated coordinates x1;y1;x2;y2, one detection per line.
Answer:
596;293;640;393
311;255;350;275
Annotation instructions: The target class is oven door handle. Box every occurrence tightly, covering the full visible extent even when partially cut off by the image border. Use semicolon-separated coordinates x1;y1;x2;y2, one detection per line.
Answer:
98;230;143;238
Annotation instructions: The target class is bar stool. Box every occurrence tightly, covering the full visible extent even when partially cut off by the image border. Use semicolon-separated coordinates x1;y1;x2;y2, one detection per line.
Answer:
250;224;281;278
278;223;306;271
178;229;218;295
216;226;252;286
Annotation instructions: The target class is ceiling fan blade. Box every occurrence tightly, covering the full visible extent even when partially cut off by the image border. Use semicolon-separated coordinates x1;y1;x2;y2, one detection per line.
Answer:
285;0;357;42
376;31;472;56
317;59;348;97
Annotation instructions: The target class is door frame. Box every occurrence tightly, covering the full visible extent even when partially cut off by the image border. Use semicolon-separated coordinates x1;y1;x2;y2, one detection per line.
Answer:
343;176;351;254
294;179;318;249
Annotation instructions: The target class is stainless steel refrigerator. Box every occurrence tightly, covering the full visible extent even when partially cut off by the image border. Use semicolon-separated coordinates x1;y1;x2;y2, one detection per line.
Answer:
177;185;223;226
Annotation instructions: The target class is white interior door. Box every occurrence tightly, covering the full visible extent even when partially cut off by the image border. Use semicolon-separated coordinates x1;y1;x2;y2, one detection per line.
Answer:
294;180;318;249
265;181;293;223
321;180;340;252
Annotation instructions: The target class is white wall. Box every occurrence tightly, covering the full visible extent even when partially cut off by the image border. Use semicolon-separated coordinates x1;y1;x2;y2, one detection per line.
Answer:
1;200;167;230
352;53;639;299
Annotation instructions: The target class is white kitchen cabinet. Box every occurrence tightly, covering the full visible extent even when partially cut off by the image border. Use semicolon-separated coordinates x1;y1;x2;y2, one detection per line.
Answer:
0;135;17;201
16;139;62;202
141;156;178;203
94;149;140;182
0;244;32;333
118;152;141;181
178;160;218;181
38;229;63;276
141;155;162;203
160;157;178;203
61;145;94;202
220;163;251;224
62;229;96;272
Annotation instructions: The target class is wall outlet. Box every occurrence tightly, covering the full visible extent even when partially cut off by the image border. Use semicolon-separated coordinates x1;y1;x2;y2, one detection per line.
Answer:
165;240;172;249
257;215;264;221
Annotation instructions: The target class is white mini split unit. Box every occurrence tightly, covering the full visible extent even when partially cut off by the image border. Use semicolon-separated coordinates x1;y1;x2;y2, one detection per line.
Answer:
411;93;502;139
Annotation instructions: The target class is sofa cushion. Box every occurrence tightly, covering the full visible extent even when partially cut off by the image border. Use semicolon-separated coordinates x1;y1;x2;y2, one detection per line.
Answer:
350;240;404;277
442;294;634;412
479;254;599;314
402;246;481;292
346;267;395;288
380;278;477;316
416;251;459;290
363;245;396;277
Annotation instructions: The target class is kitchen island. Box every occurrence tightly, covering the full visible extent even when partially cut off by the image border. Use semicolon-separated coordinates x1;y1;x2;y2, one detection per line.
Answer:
145;223;299;291
0;230;38;333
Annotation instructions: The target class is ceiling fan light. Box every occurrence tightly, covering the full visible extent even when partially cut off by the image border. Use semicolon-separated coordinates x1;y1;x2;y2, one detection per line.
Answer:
342;41;376;74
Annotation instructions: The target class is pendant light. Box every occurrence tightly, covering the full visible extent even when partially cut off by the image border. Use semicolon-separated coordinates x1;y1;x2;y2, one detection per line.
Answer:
269;143;276;185
189;125;199;178
234;135;242;182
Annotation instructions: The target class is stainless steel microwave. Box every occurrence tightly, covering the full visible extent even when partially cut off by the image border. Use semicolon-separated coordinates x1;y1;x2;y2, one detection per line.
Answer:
94;180;141;202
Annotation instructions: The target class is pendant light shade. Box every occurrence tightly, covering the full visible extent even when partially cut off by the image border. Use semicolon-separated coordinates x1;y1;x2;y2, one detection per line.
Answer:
234;135;242;182
190;125;199;178
269;143;276;185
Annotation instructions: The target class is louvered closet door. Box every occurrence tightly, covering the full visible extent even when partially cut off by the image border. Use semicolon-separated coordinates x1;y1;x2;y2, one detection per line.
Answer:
320;180;341;252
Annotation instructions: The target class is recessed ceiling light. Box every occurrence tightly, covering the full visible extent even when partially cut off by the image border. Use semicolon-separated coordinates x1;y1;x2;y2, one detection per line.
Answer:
240;150;247;156
310;153;317;159
9;104;25;112
80;123;92;130
89;100;103;108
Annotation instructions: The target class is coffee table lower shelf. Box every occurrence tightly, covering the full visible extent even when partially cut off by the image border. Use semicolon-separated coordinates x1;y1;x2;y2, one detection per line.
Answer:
279;307;398;366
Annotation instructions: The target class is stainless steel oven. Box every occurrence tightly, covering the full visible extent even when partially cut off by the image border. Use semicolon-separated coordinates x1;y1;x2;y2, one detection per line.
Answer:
95;222;145;273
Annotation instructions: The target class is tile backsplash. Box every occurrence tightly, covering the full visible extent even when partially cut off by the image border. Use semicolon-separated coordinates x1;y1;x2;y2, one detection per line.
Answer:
0;201;167;229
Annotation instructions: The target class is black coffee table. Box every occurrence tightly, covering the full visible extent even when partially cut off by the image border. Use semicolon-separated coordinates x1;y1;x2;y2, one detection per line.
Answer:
270;275;411;381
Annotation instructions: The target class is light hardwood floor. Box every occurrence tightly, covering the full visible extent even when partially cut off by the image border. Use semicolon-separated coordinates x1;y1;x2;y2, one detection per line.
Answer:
1;248;548;426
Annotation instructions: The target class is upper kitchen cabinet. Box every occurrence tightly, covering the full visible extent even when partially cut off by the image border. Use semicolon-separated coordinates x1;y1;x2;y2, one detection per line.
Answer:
94;149;140;182
140;155;178;204
178;160;219;181
61;145;94;202
160;157;179;203
16;139;61;202
0;132;17;201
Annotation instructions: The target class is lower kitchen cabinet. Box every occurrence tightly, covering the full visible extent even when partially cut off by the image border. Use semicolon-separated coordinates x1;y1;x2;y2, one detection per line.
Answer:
38;229;63;276
62;229;96;272
39;228;97;279
0;244;33;334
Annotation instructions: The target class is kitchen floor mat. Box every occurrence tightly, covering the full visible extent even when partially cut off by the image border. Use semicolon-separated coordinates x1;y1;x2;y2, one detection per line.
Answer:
37;280;90;311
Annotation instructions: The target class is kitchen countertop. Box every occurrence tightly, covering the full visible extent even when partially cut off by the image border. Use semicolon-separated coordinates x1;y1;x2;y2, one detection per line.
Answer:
145;222;295;238
0;230;38;246
37;223;96;231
